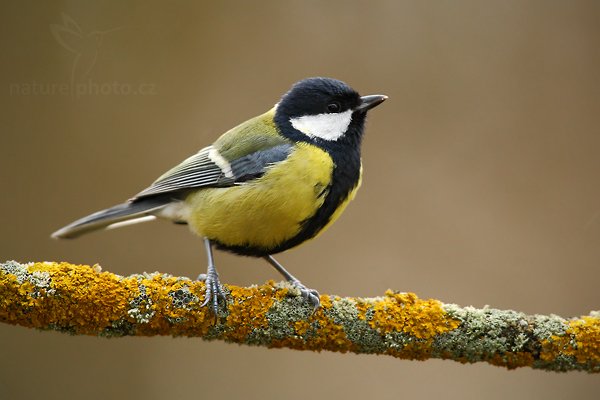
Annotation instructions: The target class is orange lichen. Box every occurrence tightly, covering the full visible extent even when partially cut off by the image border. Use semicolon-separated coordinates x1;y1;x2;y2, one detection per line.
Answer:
540;315;600;365
305;294;354;352
270;294;354;353
0;262;217;336
359;290;460;339
293;320;311;336
0;262;133;333
387;342;433;361
224;281;287;342
17;281;34;296
41;262;134;333
0;271;26;315
567;316;600;364
126;274;212;336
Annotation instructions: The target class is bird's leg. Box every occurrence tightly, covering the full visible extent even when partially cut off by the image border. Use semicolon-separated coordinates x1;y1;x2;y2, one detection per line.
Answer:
263;255;320;309
198;238;226;315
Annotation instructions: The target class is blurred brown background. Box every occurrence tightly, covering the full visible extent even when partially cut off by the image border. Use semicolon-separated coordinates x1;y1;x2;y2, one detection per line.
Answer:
1;1;599;398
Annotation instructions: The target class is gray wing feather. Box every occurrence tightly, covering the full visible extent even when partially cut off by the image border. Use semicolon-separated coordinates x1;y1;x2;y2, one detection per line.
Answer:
134;147;231;198
230;144;293;182
134;144;293;199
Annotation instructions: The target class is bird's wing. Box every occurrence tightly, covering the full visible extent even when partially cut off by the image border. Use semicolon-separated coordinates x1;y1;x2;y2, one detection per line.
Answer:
133;143;293;199
133;108;293;199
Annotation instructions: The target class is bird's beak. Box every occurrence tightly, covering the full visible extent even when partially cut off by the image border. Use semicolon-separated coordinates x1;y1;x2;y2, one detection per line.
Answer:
355;94;388;112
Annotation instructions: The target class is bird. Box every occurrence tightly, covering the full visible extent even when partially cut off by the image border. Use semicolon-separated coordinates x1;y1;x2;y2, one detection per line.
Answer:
52;77;387;314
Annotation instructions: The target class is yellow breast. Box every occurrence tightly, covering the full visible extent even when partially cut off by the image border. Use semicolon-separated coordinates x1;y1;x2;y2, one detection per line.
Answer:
185;142;334;250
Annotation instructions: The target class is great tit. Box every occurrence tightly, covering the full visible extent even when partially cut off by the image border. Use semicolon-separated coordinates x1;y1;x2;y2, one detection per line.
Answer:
52;77;387;314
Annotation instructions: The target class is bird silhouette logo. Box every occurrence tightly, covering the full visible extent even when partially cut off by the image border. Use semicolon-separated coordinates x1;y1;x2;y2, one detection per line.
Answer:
50;13;123;90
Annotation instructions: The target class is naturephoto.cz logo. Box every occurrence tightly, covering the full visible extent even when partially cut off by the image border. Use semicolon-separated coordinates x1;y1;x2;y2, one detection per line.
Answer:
9;13;157;97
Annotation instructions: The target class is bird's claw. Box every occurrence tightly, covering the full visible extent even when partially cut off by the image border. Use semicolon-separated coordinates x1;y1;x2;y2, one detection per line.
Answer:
289;279;320;310
198;270;226;316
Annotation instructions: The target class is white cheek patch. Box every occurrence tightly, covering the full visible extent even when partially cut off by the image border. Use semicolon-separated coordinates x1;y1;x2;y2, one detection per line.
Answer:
290;110;353;141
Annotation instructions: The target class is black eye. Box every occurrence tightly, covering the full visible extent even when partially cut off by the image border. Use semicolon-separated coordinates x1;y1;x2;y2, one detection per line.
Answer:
327;102;341;113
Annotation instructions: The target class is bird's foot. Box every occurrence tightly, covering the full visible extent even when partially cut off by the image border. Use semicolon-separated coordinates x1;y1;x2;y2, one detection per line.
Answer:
288;279;320;309
262;255;320;310
197;269;227;316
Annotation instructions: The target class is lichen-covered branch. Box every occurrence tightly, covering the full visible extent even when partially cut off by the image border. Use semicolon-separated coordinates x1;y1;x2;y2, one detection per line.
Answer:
1;261;598;372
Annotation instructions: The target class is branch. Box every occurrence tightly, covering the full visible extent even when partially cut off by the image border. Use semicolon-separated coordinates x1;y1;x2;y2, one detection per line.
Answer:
1;261;598;372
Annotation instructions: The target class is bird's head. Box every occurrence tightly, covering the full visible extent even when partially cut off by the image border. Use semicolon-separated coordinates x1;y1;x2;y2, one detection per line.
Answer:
274;77;387;147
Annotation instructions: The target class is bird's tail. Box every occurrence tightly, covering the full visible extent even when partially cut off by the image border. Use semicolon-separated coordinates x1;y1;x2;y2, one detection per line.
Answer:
51;197;171;239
